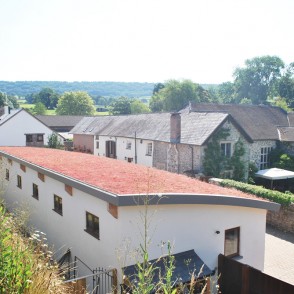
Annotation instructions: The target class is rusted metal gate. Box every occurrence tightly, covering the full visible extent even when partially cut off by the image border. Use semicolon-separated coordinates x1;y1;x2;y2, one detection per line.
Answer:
218;254;294;294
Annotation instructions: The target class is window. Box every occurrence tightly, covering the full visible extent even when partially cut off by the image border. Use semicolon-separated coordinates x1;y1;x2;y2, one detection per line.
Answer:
37;134;44;142
126;141;132;150
221;142;232;158
96;141;99;149
26;135;33;143
17;175;22;189
5;169;9;180
32;183;39;200
224;227;240;257
146;143;153;156
85;211;100;239
260;147;273;170
53;195;63;215
95;135;99;140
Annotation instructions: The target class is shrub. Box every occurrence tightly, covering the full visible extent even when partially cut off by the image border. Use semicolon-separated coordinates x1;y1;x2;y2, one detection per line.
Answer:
220;179;294;206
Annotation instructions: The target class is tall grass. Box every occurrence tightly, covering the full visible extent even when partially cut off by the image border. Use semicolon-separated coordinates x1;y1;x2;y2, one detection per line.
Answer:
0;205;69;293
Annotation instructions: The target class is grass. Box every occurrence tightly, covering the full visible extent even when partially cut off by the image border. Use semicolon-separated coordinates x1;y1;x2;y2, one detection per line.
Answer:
19;101;109;116
0;205;69;293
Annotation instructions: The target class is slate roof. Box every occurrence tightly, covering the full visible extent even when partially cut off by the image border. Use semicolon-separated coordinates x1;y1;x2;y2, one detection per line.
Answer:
277;127;294;142
36;115;84;128
70;112;229;146
185;103;289;141
288;113;294;127
123;249;214;288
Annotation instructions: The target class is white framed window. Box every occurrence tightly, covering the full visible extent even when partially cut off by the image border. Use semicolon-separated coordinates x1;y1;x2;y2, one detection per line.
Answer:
96;141;99;149
126;141;132;150
95;135;99;140
146;143;153;156
221;142;232;158
260;147;273;170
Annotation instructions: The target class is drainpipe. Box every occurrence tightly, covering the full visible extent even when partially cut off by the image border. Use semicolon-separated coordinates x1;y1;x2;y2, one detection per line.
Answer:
189;145;194;173
134;132;137;164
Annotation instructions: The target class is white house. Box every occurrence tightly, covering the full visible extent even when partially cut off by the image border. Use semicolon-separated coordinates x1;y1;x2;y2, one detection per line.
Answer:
0;107;64;147
0;147;279;292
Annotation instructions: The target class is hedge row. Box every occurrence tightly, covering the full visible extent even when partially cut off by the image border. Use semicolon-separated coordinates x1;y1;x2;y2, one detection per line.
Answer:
220;179;294;206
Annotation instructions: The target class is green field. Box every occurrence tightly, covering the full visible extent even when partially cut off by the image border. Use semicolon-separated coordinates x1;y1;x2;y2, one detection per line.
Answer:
19;101;109;116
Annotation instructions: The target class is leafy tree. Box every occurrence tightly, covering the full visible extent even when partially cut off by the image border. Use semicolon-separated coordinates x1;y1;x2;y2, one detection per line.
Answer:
109;96;132;115
0;92;6;107
47;133;63;149
33;102;47;115
56;91;95;115
25;93;37;104
152;83;165;94
217;82;236;104
149;93;165;112
130;99;150;114
277;63;294;108
0;92;19;108
229;139;246;181
35;88;60;109
203;129;230;177
234;56;284;104
149;80;211;112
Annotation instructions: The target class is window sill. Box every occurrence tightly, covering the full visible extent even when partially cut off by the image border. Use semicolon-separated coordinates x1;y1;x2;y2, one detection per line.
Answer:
145;154;152;156
17;186;22;189
84;229;100;240
52;209;63;216
32;195;39;200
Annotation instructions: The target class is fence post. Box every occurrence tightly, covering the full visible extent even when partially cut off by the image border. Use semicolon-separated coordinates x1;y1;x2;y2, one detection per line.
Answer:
241;264;249;294
112;268;118;294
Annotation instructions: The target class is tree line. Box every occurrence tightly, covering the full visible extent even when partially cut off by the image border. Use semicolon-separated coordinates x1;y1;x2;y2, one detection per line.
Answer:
1;55;293;115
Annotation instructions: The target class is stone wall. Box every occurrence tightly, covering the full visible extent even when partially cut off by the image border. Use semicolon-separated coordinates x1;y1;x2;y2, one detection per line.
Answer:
249;140;277;169
154;141;202;174
267;204;294;233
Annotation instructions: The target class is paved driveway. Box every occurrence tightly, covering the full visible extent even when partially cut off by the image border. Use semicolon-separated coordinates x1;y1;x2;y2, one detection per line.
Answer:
264;225;294;285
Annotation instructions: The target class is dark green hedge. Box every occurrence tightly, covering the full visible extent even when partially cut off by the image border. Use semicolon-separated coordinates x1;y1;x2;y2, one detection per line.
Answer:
220;179;294;206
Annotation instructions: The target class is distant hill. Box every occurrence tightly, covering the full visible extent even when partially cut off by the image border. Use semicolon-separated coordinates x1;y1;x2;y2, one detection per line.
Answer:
0;81;155;98
0;81;218;98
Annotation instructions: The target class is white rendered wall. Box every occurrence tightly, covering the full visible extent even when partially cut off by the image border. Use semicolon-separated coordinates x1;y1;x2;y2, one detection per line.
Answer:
0;158;120;273
0;110;58;146
94;135;153;167
0;156;267;277
118;203;266;272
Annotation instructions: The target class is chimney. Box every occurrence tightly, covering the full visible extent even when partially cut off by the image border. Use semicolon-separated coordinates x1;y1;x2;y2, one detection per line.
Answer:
170;112;181;143
4;106;10;115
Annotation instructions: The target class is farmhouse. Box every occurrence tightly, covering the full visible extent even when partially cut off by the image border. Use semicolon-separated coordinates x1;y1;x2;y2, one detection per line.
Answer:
71;104;294;180
70;111;250;176
0;147;279;291
0;106;64;147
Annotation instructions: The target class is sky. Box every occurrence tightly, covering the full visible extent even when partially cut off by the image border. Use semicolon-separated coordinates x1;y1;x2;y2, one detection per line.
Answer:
0;0;293;84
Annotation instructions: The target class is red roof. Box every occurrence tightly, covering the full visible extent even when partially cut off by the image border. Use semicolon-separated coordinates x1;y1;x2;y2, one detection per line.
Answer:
0;147;263;200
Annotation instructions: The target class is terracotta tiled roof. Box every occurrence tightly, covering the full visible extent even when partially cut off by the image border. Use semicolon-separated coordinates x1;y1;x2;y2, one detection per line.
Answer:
0;147;267;202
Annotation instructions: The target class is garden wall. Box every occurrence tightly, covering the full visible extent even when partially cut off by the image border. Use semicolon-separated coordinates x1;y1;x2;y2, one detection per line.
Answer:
267;204;294;233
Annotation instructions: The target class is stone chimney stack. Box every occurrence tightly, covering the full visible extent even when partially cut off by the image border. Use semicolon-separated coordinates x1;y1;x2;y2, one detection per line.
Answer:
170;112;181;143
